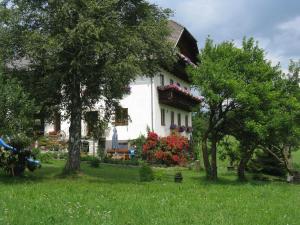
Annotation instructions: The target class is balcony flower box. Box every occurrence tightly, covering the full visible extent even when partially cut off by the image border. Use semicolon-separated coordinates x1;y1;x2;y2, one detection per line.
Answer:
170;124;178;130
178;126;186;133
157;84;202;112
158;84;202;102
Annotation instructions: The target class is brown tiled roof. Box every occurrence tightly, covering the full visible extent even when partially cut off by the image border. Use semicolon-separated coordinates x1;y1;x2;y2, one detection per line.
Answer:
168;20;185;47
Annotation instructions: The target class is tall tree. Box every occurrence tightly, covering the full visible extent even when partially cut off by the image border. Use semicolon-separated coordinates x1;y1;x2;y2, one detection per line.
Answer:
188;39;243;180
0;0;174;173
189;38;282;180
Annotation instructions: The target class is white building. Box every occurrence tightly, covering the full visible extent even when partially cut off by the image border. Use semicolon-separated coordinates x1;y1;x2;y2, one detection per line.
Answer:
44;20;201;154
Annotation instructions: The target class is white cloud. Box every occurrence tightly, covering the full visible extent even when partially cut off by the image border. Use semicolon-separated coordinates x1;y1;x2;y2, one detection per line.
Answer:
148;0;300;70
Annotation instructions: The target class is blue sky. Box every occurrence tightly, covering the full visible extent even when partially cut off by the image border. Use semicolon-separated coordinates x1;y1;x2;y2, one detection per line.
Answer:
149;0;300;71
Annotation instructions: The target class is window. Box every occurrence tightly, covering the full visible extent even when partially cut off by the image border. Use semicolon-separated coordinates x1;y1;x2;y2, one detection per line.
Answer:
177;113;181;126
85;111;99;136
170;79;174;85
185;115;189;127
114;107;128;126
184;87;188;91
171;111;175;125
160;74;164;86
161;108;166;126
81;141;89;154
177;82;181;87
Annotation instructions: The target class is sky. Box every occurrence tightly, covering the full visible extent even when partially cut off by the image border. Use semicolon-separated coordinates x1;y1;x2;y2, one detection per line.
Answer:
148;0;300;71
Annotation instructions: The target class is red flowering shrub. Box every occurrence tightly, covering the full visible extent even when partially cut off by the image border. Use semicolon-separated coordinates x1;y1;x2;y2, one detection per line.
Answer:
142;132;189;166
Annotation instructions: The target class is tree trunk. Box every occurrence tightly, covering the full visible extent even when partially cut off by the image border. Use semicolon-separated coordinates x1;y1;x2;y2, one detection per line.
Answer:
210;137;218;180
201;135;211;179
282;145;294;176
65;77;82;173
238;150;252;181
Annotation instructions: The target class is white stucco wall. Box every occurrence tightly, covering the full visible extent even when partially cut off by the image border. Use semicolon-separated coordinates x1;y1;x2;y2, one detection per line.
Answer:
105;76;153;149
152;70;192;138
45;70;194;152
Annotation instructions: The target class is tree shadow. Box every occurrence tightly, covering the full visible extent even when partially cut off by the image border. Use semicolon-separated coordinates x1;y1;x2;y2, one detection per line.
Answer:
189;175;284;187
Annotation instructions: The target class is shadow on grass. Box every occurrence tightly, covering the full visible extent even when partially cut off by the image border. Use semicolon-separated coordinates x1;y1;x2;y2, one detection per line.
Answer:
0;160;287;187
0;161;142;185
189;174;285;187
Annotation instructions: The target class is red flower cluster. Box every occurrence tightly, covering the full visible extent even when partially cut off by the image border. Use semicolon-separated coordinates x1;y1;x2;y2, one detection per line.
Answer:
142;132;189;166
142;132;159;154
161;135;189;153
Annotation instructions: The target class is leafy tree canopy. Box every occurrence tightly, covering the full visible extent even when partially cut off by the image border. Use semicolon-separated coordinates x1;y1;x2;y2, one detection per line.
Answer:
0;63;37;137
0;0;175;172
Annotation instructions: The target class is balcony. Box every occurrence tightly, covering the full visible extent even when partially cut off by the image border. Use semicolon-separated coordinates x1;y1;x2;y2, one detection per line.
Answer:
157;85;202;112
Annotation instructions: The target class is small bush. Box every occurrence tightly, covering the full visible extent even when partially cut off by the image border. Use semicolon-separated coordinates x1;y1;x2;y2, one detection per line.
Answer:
90;157;100;168
154;170;165;181
174;172;183;183
59;152;68;160
80;155;96;162
31;148;41;158
139;164;154;182
102;157;140;166
9;134;32;150
40;152;54;163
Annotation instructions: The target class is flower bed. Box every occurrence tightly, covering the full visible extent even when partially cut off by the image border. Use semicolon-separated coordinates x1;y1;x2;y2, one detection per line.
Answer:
142;131;189;166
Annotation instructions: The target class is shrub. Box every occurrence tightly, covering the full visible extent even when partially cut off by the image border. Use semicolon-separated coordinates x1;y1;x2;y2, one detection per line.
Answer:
174;172;183;183
129;135;146;158
102;157;140;166
58;152;68;160
90;157;100;168
139;164;154;182
142;132;189;166
9;134;31;150
31;148;41;158
154;170;165;181
80;154;97;162
39;152;54;163
248;149;286;177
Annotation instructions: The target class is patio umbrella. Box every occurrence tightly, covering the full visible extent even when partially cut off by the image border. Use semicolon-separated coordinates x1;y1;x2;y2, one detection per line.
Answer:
112;127;119;150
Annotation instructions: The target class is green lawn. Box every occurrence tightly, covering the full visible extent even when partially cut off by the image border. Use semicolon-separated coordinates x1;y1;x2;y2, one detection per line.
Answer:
0;161;300;225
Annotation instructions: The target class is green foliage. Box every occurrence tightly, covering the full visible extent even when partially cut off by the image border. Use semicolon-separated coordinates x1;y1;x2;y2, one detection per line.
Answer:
248;149;286;177
39;152;54;164
90;157;100;168
33;149;67;163
31;148;41;157
0;66;37;137
129;134;146;158
174;172;183;183
0;0;174;172
103;157;140;166
139;163;154;182
218;136;240;167
0;148;40;176
8;133;32;150
80;155;97;162
189;37;300;179
154;169;165;181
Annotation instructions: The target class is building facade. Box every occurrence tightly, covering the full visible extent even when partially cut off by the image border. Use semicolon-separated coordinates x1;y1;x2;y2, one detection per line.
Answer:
44;20;201;154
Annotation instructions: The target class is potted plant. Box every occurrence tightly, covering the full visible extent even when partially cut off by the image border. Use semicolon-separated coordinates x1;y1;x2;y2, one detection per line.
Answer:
174;172;183;183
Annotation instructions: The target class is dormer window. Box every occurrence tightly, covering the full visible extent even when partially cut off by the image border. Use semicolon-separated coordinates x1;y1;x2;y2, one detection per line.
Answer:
177;82;181;87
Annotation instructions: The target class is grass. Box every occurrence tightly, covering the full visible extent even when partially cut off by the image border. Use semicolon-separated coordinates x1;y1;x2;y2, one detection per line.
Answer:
0;161;300;225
